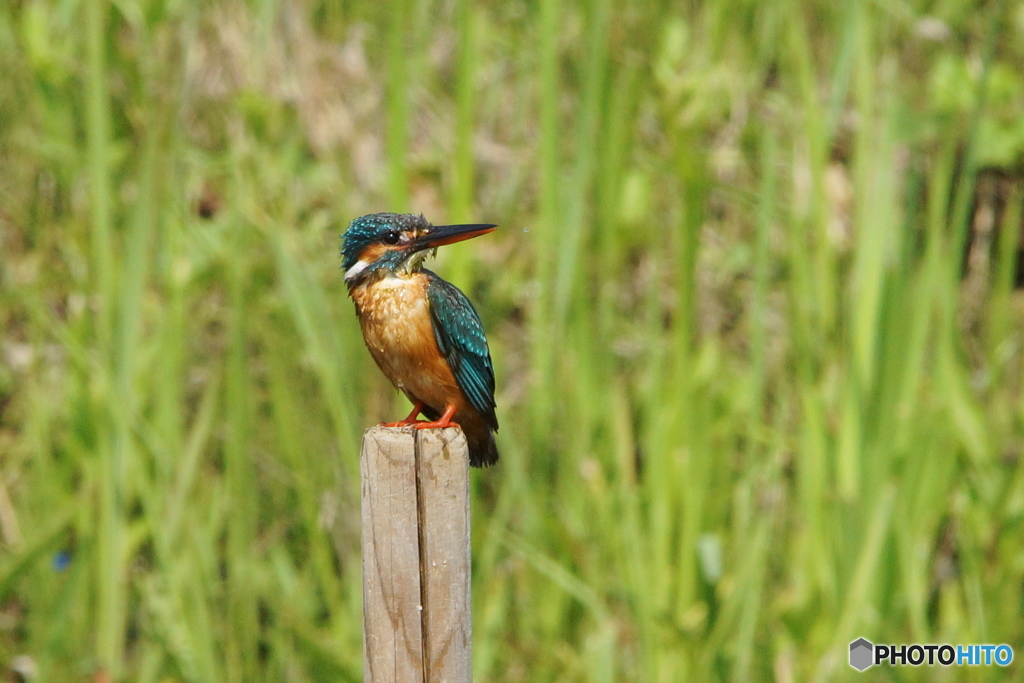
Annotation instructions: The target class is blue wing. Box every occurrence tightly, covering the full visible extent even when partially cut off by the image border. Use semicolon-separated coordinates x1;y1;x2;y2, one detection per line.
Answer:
425;273;498;431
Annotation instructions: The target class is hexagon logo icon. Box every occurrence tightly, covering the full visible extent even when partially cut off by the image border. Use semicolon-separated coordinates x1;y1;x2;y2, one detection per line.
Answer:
849;638;874;671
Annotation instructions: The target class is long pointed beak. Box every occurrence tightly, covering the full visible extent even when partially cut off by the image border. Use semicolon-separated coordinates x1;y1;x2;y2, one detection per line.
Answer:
412;223;497;250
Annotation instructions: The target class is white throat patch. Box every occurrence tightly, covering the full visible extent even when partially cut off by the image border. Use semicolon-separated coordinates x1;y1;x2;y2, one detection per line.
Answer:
344;259;372;283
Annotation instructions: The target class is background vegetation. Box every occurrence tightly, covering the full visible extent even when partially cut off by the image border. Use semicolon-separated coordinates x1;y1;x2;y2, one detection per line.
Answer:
1;0;1023;680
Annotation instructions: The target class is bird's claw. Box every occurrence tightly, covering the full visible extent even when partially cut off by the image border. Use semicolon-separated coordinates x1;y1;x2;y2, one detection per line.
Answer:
380;419;429;428
408;419;460;430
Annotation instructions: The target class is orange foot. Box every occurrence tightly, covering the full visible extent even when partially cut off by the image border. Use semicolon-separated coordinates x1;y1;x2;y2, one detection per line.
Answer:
381;401;428;427
409;403;460;430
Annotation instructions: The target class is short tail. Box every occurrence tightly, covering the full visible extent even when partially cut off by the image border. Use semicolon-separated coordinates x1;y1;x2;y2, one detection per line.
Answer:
468;429;499;468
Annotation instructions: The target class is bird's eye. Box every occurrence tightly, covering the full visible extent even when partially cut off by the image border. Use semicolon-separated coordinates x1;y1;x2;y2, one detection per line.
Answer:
383;230;400;245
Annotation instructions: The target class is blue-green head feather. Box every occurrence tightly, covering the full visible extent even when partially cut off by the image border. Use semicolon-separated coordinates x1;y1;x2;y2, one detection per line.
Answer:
340;213;428;273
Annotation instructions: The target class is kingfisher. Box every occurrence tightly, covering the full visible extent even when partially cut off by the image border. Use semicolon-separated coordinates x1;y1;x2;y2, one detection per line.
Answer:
341;212;499;467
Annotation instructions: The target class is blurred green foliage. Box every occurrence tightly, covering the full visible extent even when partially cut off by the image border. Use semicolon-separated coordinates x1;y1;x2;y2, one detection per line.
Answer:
1;0;1023;681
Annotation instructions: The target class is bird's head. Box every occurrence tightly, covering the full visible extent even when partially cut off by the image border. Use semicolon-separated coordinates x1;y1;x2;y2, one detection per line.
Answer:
341;213;496;286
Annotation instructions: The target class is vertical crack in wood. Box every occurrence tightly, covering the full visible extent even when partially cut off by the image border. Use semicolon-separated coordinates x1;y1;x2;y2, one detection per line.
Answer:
414;433;430;683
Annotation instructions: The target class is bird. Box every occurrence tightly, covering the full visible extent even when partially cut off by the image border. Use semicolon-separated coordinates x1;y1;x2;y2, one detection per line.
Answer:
341;212;499;467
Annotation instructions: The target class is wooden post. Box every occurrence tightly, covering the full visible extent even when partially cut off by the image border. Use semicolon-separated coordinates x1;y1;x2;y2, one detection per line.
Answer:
361;426;471;683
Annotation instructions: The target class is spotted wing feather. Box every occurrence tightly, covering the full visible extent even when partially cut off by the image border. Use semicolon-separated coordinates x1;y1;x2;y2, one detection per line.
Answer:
425;274;498;431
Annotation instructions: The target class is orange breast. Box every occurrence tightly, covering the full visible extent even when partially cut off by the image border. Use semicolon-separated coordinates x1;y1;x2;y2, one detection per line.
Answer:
350;273;465;413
